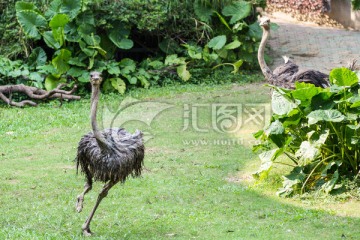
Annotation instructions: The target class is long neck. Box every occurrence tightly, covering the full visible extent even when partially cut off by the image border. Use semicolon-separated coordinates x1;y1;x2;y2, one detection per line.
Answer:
258;26;273;80
90;84;106;145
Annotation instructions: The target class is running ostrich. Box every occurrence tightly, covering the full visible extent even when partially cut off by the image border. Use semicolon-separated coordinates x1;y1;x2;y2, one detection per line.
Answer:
258;17;330;88
75;71;144;236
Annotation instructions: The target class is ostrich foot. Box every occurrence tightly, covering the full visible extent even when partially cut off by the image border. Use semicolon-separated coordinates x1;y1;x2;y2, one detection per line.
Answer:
82;228;93;237
82;224;93;236
76;196;84;213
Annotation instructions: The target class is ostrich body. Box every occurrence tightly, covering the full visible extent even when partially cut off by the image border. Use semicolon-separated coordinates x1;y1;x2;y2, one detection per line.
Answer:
75;71;144;236
258;17;330;88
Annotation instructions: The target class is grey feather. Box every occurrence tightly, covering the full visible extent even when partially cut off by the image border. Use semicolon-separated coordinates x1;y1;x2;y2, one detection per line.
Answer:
76;128;144;183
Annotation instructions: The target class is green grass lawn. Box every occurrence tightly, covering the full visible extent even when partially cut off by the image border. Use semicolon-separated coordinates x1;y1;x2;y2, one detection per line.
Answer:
0;81;359;239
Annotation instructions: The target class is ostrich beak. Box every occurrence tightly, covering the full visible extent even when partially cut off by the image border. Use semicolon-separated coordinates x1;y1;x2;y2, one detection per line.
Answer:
259;17;270;27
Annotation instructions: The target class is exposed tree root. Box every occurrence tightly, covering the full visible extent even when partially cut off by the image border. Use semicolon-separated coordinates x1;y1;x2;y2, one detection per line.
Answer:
0;83;80;107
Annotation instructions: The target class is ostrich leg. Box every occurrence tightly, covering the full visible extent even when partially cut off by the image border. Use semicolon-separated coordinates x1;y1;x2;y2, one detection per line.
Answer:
76;181;92;212
76;170;93;213
82;180;117;236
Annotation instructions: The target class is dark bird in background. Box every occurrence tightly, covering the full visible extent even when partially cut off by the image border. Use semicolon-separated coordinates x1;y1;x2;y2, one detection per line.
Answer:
75;71;145;236
258;17;330;88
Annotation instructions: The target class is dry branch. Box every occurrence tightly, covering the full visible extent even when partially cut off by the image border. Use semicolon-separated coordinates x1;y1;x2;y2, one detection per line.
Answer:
0;84;80;107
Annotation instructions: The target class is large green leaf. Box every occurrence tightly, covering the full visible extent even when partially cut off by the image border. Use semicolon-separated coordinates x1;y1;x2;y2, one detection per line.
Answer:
295;141;320;165
276;167;305;197
78;71;90;83
52;49;72;74
42;31;61;49
321;161;341;177
107;64;121;75
83;34;100;46
248;22;262;41
64;22;81;43
322;170;339;194
193;0;213;23
207;35;227;50
49;14;70;47
45;74;66;90
81;34;107;57
119;58;136;73
16;10;47;40
345;124;360;145
231;59;243;74
15;1;40;13
68;57;86;67
137;70;150;89
183;44;202;59
253;148;282;179
78;24;96;38
349;92;360;108
67;67;85;77
28;47;47;68
165;54;186;65
44;0;61;19
108;26;134;50
264;120;284;136
330;67;359;86
202;46;218;62
128;76;138;85
177;64;191;81
76;12;95;26
37;64;58;76
224;39;241;50
292;82;323;107
264;120;286;147
307;109;346;125
271;90;297;115
110;78;126;94
79;40;96;57
60;0;82;20
29;72;44;87
308;129;330;146
49;13;69;28
222;1;251;24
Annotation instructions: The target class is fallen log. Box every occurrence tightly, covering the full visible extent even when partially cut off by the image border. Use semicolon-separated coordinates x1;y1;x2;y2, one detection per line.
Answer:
0;83;80;107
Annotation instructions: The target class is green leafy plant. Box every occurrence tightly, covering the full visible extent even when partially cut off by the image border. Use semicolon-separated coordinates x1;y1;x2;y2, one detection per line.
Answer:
352;0;360;10
1;0;265;98
253;67;360;197
188;0;265;70
15;0;135;91
0;53;46;87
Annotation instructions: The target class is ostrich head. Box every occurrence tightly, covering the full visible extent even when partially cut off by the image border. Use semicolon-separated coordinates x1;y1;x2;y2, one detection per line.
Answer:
259;17;270;30
90;71;102;86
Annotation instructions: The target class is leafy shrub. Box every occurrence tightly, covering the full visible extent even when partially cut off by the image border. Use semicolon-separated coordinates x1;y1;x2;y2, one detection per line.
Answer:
254;68;360;197
0;0;265;95
353;0;360;10
13;0;142;90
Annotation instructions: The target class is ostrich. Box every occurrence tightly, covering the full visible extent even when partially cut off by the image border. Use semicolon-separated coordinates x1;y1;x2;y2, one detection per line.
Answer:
258;17;330;88
75;71;144;236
